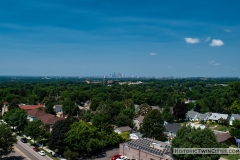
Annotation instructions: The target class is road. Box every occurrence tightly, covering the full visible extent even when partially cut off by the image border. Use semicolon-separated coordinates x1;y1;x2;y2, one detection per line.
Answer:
13;136;52;160
2;146;28;160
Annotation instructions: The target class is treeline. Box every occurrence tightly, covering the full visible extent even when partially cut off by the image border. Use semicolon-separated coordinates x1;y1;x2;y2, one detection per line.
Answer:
1;78;240;114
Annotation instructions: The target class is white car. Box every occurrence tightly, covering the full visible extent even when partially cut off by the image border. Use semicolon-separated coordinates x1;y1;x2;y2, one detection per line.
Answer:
116;156;128;160
38;150;45;156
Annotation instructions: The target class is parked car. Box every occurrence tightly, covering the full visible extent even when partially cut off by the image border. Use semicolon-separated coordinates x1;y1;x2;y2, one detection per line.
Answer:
38;150;45;156
116;156;128;160
111;154;122;160
33;147;40;152
20;138;27;143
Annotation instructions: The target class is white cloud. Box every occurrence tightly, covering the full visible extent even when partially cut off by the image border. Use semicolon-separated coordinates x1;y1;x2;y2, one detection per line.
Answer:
209;61;220;66
205;37;210;42
150;53;156;56
184;37;200;44
224;29;231;32
197;66;200;68
210;39;224;47
168;66;172;69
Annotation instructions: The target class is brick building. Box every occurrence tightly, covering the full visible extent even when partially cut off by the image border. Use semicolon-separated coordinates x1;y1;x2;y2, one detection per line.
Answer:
119;138;172;160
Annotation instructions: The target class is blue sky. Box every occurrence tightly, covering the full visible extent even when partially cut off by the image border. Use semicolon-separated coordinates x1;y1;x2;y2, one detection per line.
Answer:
0;0;240;77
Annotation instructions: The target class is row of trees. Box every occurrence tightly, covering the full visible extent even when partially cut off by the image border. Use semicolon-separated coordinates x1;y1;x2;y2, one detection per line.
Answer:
1;78;240;115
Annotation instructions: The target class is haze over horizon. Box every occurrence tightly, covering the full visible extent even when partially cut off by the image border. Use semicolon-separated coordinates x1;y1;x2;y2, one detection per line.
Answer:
0;1;240;77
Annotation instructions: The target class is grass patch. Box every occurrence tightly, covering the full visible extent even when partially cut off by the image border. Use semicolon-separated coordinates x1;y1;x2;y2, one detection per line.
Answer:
214;125;230;132
222;154;240;160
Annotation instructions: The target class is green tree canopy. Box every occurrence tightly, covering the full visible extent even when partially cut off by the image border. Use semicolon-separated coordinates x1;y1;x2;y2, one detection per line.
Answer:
162;107;174;123
24;119;45;143
92;112;113;134
49;117;78;154
63;99;79;116
230;119;240;139
140;109;166;141
0;123;17;158
229;101;240;114
171;126;222;160
64;121;104;154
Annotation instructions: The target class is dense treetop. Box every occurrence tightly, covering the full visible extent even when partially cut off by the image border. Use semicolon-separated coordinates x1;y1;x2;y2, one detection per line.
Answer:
1;77;240;114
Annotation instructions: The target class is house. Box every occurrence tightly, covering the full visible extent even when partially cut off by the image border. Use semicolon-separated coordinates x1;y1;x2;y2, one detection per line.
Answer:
134;105;140;113
19;104;45;111
38;114;64;132
208;113;229;123
228;114;240;125
214;131;232;143
164;123;181;137
114;126;132;134
1;102;9;116
185;111;199;121
27;109;46;121
197;113;209;122
53;105;62;113
133;115;144;130
119;138;172;160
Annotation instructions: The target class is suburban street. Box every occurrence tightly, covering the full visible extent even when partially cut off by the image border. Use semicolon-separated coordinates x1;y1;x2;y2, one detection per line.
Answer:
13;137;52;160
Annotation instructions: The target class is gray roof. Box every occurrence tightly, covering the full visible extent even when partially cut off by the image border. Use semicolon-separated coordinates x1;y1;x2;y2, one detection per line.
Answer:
164;123;181;133
197;113;208;120
231;114;240;120
186;111;198;119
209;113;228;120
116;126;132;132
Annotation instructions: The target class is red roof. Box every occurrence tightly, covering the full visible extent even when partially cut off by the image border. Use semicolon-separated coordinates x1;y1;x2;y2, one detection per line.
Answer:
27;109;46;117
38;114;64;125
19;105;44;110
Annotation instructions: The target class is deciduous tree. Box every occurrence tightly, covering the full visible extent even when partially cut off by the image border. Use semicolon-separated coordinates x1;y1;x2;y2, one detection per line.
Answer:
140;109;166;141
0;123;17;158
171;126;222;160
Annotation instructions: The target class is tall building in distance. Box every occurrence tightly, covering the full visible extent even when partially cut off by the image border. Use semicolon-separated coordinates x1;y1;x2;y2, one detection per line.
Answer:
110;72;125;78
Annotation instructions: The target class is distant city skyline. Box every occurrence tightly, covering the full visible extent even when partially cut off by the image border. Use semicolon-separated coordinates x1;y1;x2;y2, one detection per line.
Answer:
0;1;240;77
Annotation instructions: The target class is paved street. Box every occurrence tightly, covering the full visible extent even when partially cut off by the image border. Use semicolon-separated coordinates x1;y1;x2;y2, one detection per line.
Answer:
14;136;52;160
2;146;28;160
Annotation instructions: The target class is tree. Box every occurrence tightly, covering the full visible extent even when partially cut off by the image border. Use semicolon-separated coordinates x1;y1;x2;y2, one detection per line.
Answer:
3;108;27;132
24;119;44;143
83;110;93;122
8;98;20;110
140;109;166;141
171;126;222;160
162;107;174;123
63;149;79;160
229;101;240;114
92;112;113;134
173;101;188;120
120;132;130;142
62;99;79;116
49;117;78;154
0;123;17;158
230;119;240;139
64;121;103;154
137;103;152;116
116;113;134;128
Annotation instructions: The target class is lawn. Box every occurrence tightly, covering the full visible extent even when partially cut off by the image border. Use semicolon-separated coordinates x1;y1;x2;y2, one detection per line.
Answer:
213;125;231;132
222;154;240;160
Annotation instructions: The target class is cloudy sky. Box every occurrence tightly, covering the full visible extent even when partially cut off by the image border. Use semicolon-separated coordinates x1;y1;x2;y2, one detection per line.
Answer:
0;0;240;77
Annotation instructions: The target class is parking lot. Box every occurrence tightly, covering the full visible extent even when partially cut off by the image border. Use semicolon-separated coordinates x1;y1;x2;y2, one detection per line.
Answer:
95;148;119;160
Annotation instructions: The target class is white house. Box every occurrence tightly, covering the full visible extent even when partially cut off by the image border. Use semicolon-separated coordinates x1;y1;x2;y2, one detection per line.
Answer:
208;113;229;123
197;113;210;122
185;111;199;121
228;114;240;125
